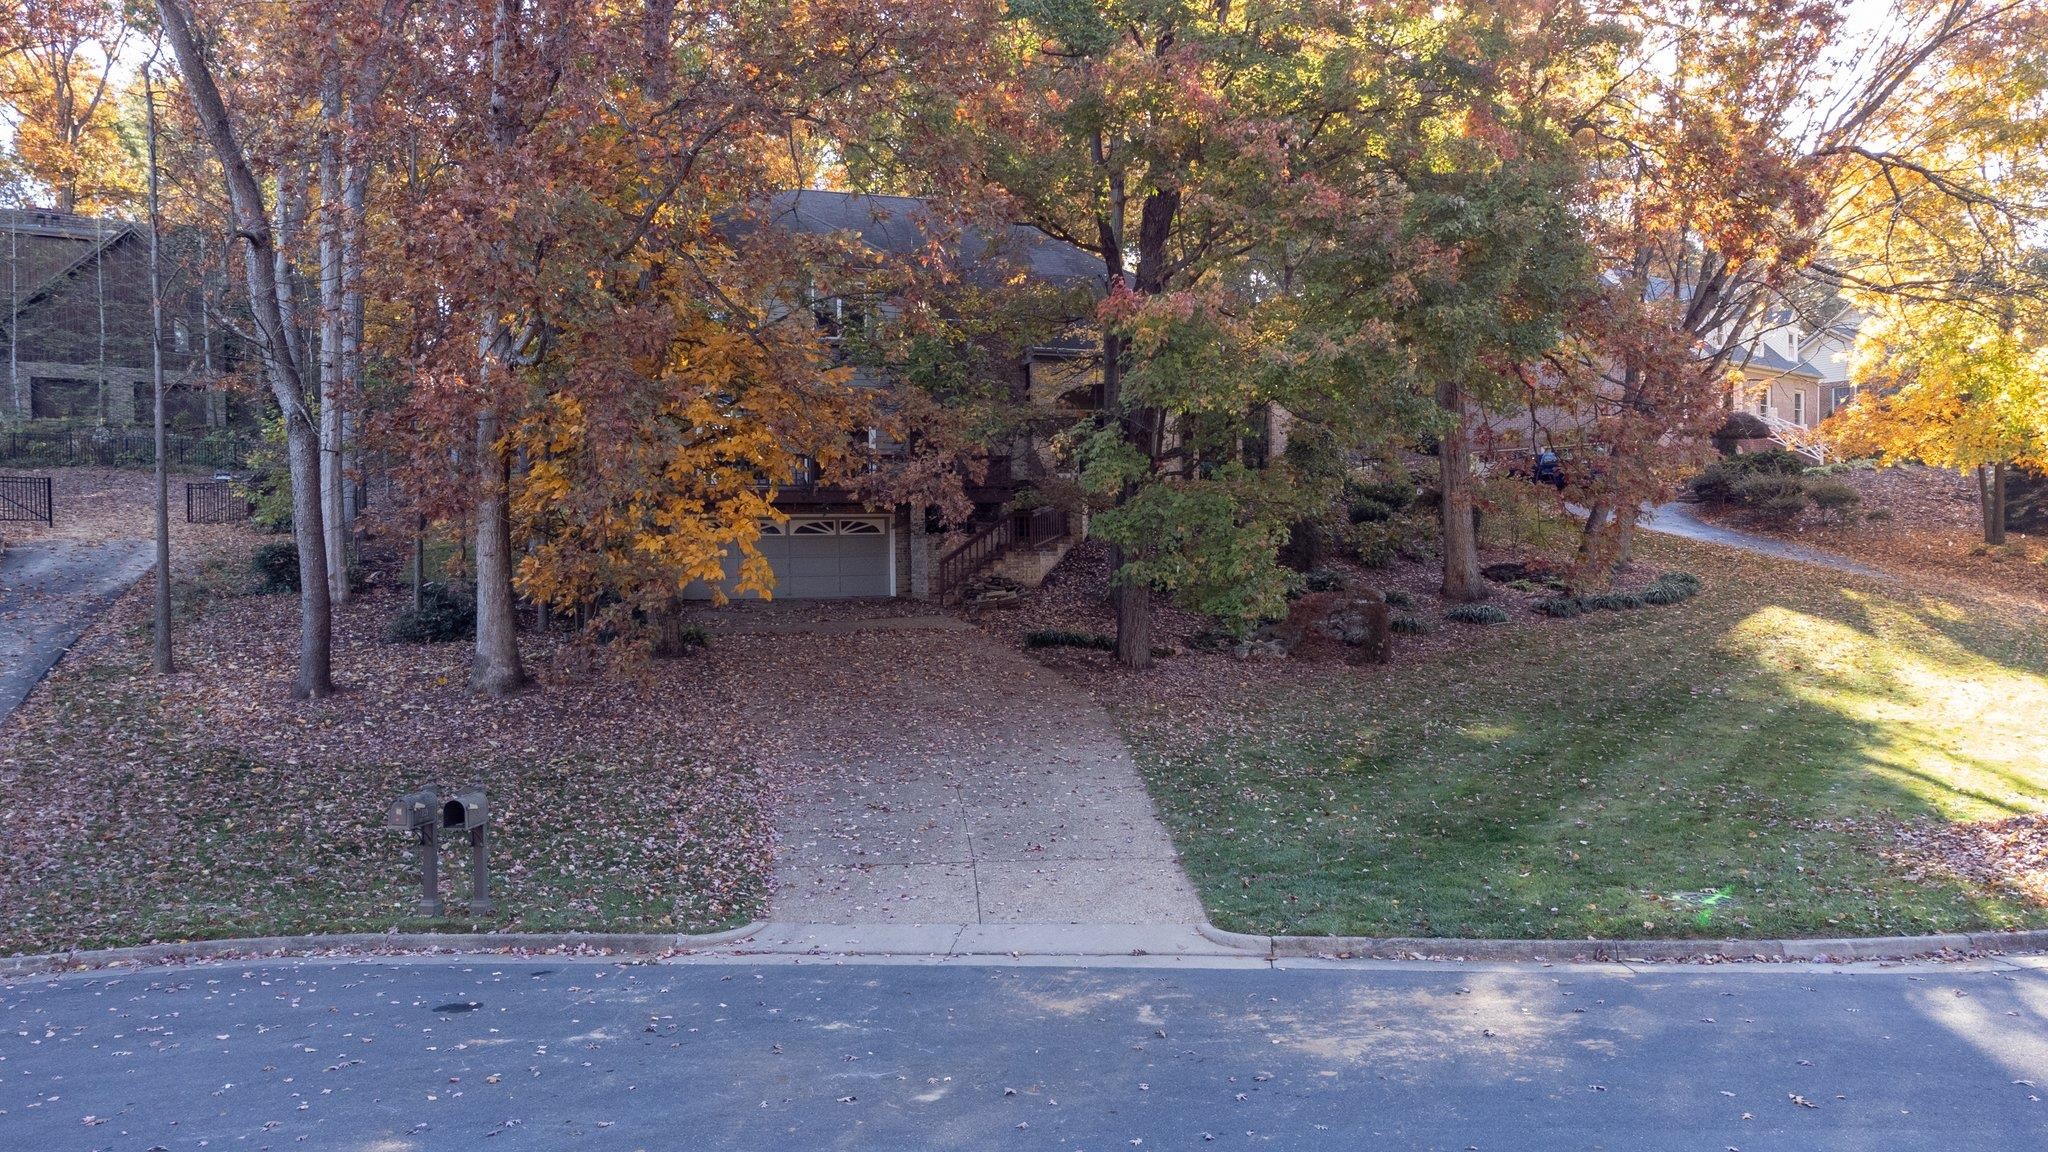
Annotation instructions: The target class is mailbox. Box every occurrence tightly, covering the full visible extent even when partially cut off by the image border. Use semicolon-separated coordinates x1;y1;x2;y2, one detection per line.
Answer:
441;791;487;831
386;786;438;831
387;784;493;919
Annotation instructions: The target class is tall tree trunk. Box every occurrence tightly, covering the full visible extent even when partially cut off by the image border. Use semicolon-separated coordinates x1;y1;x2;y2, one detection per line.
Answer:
318;53;349;603
272;164;309;385
160;0;332;698
470;405;528;695
1437;378;1484;602
1113;554;1152;669
146;76;173;675
339;161;368;537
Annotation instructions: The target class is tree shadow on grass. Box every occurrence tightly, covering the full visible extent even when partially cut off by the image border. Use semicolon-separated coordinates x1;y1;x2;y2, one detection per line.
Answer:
1150;558;2048;940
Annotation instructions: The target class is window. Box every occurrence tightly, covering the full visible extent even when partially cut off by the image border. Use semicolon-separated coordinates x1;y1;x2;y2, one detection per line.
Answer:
790;518;885;536
1791;391;1804;425
30;377;99;419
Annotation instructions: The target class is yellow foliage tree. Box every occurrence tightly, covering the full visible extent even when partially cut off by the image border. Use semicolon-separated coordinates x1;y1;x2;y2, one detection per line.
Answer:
1832;301;2048;543
1823;1;2048;545
0;2;141;213
507;291;860;645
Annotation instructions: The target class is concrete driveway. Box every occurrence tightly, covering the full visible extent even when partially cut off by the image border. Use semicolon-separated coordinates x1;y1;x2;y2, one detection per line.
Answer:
1643;500;1885;576
0;539;152;724
716;617;1208;954
4;955;2044;1151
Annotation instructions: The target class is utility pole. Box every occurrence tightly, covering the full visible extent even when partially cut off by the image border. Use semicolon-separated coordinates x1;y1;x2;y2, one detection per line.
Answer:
146;67;174;675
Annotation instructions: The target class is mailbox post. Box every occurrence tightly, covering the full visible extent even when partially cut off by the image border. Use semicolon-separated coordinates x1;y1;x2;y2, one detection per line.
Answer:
388;785;493;918
440;790;492;916
385;785;442;917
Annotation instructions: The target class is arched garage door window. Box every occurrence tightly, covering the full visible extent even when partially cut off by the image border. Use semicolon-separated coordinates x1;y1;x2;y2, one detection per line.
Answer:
685;517;892;599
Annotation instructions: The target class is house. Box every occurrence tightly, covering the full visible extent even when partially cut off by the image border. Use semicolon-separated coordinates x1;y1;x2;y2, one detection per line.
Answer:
681;190;1105;603
1731;303;1863;429
0;207;220;427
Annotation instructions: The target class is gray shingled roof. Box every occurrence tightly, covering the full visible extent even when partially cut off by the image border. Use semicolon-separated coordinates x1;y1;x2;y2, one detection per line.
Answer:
758;190;1104;288
1731;342;1820;377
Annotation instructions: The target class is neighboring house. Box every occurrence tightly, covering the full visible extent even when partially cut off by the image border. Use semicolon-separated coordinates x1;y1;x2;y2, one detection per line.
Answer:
0;207;220;427
682;190;1104;603
1731;303;1863;429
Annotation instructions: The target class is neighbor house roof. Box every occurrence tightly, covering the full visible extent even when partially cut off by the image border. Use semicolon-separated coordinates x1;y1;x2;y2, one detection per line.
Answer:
1730;342;1821;378
756;190;1105;289
0;208;140;337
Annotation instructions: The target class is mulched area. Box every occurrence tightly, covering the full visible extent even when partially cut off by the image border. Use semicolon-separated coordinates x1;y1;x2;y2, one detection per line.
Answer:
0;520;783;953
1697;463;2048;602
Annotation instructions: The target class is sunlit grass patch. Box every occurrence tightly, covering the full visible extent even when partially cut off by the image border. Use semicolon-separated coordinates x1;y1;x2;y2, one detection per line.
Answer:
1122;537;2048;940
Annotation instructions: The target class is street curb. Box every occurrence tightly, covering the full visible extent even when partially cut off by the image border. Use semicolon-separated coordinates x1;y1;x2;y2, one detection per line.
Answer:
674;920;767;949
1196;921;2048;963
1;922;768;979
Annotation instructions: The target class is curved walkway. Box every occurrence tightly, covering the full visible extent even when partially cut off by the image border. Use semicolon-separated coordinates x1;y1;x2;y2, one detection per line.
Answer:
1642;500;1884;577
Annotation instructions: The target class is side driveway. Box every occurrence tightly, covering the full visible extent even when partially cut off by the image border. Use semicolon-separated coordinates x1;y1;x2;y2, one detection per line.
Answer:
718;617;1206;930
0;539;152;725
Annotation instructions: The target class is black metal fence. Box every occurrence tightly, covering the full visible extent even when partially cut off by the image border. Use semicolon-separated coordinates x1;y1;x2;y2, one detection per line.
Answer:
184;479;244;524
0;426;252;470
0;474;54;525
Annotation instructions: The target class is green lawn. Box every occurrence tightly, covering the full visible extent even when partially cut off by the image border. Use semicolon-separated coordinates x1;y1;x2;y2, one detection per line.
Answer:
1124;537;2048;940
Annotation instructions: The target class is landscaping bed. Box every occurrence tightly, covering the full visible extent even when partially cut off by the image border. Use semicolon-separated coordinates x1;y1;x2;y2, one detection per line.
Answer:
1088;535;2048;940
0;526;775;955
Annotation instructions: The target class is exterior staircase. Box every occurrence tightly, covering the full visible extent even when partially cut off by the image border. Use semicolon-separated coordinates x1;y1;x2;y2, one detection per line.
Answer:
934;507;1078;603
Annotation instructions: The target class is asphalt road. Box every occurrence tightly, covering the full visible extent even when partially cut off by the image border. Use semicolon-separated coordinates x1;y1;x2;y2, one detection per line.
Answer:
0;539;152;723
3;956;2044;1151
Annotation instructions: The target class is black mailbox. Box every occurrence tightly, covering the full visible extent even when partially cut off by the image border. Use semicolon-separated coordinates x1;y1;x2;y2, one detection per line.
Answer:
386;785;492;918
385;786;438;831
441;791;487;831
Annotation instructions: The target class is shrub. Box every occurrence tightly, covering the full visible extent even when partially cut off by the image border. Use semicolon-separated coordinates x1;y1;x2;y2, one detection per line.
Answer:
1444;603;1509;625
251;540;300;594
1024;629;1117;651
387;582;477;643
1731;473;1808;523
1864;507;1893;521
1653;570;1701;594
1354;522;1400;568
1806;479;1861;521
1389;613;1432;635
1348;498;1396;524
1737;448;1811;475
1382;589;1414;608
1711;412;1770;454
1346;477;1415;514
1689;461;1742;504
652;620;710;658
1582;591;1646;611
1303;569;1348;593
1533;595;1584;618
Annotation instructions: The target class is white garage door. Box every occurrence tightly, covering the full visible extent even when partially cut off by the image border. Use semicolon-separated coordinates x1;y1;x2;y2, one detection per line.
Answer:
683;517;893;600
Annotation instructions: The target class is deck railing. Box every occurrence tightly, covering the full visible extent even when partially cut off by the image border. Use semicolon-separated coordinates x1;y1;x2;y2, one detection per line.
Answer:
933;507;1072;603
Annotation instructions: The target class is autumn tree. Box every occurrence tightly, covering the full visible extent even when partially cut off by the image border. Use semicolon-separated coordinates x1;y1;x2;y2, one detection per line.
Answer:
158;0;334;697
1560;0;2042;579
374;0;993;690
1823;3;2048;542
940;0;1445;665
0;0;141;213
